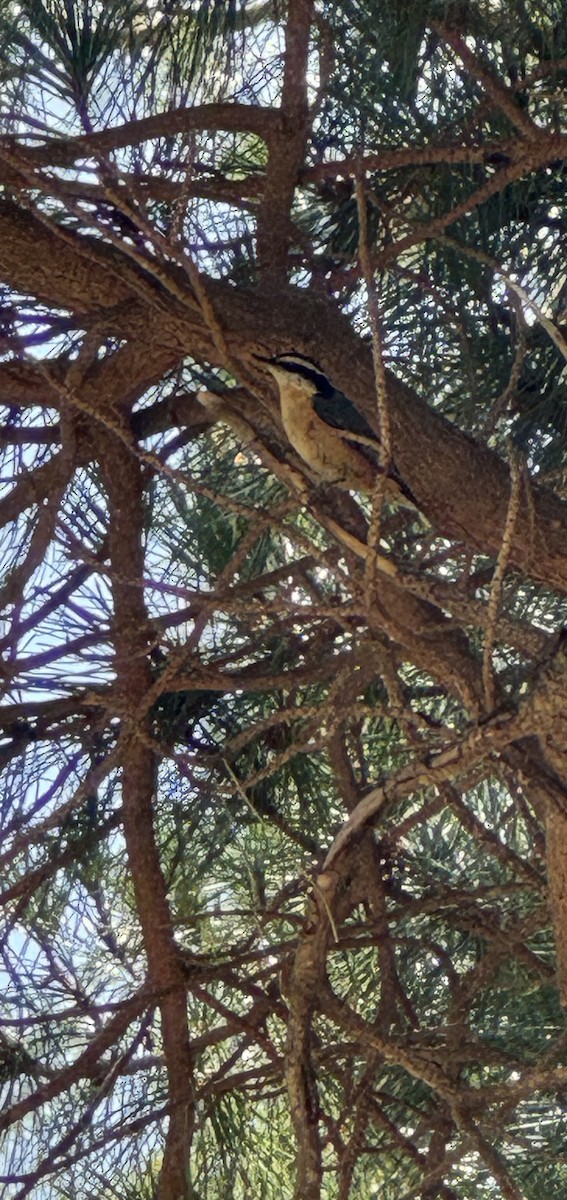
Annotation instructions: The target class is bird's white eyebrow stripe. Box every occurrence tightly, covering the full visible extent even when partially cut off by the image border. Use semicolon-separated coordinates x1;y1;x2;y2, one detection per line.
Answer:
273;357;332;395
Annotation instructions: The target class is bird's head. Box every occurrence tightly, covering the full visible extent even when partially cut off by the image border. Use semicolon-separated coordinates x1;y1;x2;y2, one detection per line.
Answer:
256;352;335;399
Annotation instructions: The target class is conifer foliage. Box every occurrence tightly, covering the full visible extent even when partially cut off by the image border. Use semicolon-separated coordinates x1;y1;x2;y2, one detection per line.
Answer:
1;2;567;1197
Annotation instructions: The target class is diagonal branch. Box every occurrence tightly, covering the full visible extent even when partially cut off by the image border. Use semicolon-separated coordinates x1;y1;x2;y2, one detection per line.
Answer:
0;104;279;170
2;198;567;595
0;988;149;1133
433;22;540;139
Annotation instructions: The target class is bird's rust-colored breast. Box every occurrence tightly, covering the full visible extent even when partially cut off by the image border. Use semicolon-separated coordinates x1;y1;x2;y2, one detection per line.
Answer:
279;379;376;491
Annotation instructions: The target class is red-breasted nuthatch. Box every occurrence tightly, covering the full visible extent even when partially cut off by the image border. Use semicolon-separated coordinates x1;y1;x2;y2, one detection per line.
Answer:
260;352;416;506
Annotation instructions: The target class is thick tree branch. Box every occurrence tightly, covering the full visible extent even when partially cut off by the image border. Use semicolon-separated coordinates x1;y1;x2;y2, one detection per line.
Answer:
256;0;314;276
301;135;566;182
98;423;195;1200
2;199;567;596
0;103;279;170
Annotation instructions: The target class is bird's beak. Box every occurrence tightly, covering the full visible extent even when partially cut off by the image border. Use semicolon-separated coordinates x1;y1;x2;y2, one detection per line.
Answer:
252;354;281;381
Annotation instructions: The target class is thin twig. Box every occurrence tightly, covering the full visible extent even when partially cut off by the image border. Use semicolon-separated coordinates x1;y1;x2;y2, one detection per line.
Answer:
355;165;392;608
482;445;524;711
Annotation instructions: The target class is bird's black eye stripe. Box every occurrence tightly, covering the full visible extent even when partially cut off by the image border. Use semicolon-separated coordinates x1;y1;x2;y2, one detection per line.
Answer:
273;358;334;398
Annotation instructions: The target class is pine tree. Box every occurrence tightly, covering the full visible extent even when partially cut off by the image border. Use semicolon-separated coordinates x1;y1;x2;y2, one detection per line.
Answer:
1;2;567;1197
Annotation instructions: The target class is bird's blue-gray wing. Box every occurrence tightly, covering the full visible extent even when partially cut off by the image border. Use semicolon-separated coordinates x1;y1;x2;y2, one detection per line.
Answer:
312;389;380;463
312;389;378;437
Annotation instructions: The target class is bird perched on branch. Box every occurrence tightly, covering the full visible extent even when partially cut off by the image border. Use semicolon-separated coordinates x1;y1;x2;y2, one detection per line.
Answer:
258;352;417;507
